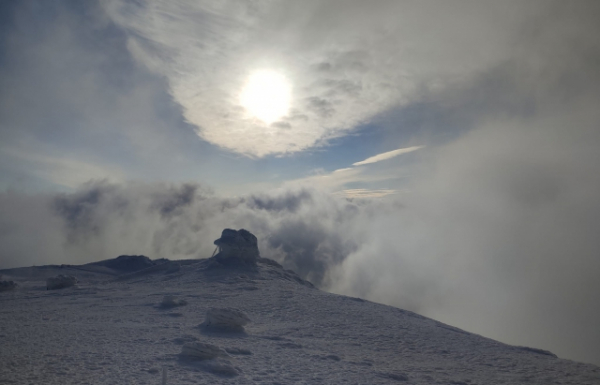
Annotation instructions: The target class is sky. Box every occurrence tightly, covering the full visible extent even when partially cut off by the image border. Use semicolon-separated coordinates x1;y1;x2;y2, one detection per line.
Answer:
1;0;600;366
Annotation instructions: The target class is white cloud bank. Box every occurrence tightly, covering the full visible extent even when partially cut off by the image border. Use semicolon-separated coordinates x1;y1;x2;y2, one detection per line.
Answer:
102;0;536;157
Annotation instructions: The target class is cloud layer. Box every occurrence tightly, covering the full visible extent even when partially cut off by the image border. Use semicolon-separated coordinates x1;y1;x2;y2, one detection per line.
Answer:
102;0;537;156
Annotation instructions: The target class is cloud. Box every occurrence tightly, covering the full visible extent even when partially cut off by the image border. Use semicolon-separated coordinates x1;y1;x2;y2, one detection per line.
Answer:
101;0;539;156
0;182;361;287
0;1;223;192
2;0;600;369
333;189;398;199
1;148;125;189
286;165;405;194
352;146;424;166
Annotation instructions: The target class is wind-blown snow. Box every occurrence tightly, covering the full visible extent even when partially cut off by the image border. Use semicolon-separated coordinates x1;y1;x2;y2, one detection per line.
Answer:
1;258;598;384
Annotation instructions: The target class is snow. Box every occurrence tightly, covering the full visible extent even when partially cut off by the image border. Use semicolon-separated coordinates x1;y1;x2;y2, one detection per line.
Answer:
180;342;229;360
160;296;188;309
1;257;599;384
203;308;251;332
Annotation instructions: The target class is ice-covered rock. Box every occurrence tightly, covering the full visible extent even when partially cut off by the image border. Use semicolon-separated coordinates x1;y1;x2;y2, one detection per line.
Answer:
46;275;77;290
213;229;259;265
160;295;187;308
0;280;17;292
180;342;227;360
203;307;250;332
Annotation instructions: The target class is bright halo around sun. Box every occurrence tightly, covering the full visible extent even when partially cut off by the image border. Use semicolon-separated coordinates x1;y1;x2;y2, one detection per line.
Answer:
240;70;291;125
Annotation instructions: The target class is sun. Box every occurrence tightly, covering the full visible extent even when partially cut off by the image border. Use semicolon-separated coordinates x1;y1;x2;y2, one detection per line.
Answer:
240;70;291;124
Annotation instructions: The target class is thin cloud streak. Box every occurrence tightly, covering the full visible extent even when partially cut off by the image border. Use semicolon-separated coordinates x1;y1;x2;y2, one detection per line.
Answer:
333;188;398;199
353;146;425;166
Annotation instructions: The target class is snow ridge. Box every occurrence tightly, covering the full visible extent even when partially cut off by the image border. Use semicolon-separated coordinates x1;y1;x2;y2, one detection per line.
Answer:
1;230;599;384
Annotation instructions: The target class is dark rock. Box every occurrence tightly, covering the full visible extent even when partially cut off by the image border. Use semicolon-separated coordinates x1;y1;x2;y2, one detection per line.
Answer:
46;275;77;290
213;229;260;265
0;280;17;292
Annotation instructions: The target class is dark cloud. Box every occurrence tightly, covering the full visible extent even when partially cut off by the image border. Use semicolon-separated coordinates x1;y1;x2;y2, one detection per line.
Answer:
54;182;117;238
268;219;355;286
305;96;335;118
246;189;312;213
150;183;200;218
0;183;362;286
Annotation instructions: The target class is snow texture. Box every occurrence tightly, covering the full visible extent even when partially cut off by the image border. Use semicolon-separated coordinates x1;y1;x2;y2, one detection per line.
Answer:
45;275;77;290
1;253;599;384
180;342;227;360
203;307;251;332
160;295;187;309
180;342;239;377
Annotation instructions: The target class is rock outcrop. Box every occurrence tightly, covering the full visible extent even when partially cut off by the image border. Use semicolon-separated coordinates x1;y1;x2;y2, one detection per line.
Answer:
213;229;260;265
0;280;17;292
46;275;77;290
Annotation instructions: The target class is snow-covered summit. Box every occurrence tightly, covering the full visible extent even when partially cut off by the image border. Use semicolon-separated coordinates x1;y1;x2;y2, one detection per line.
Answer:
0;231;599;384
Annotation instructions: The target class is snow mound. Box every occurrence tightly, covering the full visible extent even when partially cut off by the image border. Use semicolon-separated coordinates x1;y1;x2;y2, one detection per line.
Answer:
224;347;252;355
46;275;77;290
213;228;259;266
180;342;228;360
96;255;156;273
179;343;239;377
202;359;239;377
159;295;187;309
0;280;17;292
203;307;250;332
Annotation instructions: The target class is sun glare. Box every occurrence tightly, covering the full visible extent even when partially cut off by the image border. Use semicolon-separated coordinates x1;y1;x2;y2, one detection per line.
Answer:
240;70;291;124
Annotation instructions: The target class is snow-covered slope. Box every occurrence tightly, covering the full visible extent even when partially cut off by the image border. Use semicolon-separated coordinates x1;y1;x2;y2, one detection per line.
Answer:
1;256;599;385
